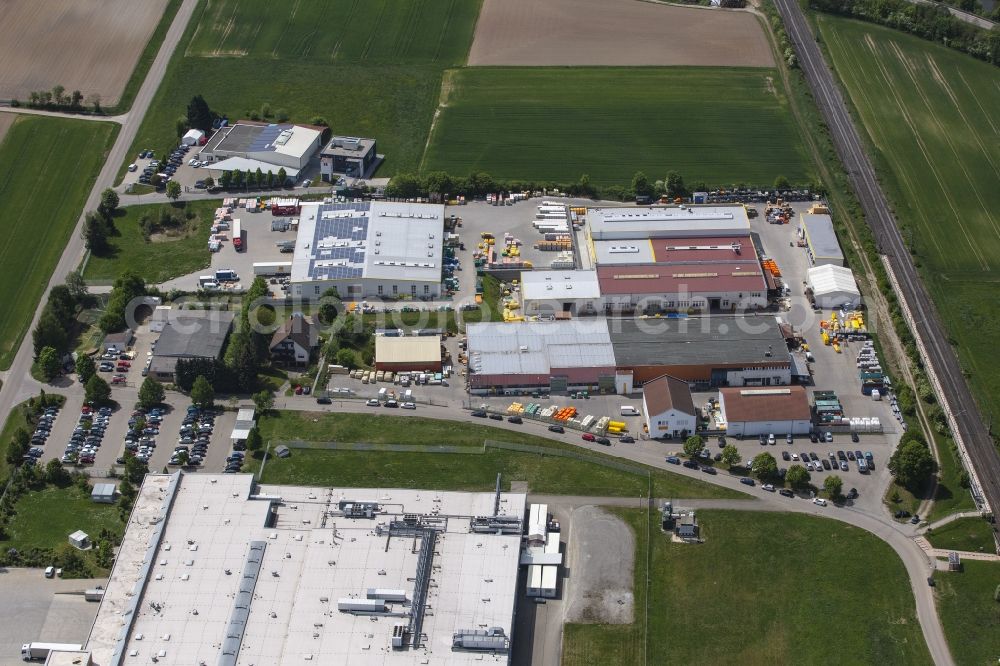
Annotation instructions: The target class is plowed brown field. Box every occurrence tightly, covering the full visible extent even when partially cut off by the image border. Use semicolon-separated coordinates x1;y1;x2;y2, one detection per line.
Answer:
468;0;774;67
0;0;167;105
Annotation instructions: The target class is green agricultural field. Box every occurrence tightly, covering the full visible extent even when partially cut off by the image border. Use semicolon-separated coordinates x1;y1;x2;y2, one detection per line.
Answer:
254;411;744;498
83;200;219;283
0;116;117;370
422;67;813;186
933;561;1000;666
564;509;932;666
926;517;997;553
121;0;482;180
818;16;1000;424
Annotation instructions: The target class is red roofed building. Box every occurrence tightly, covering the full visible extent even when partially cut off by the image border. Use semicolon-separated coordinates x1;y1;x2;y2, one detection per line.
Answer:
718;386;812;437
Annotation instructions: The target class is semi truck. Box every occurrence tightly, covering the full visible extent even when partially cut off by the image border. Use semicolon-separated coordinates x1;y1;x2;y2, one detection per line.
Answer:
21;643;83;661
232;219;243;251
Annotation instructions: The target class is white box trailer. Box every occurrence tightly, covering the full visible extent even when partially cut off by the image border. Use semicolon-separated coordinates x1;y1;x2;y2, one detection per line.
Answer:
21;643;83;661
253;262;291;276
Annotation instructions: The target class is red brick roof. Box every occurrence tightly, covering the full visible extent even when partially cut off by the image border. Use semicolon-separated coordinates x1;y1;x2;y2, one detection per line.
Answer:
643;374;696;416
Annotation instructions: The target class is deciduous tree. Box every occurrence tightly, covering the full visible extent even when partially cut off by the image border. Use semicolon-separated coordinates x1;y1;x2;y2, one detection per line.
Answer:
166;180;181;200
138;377;165;409
751;452;778;480
85;374;111;405
824;474;843;498
889;436;937;491
190;376;214;409
75;354;96;383
683;435;704;458
37;346;62;382
786;464;811;489
721;444;741;467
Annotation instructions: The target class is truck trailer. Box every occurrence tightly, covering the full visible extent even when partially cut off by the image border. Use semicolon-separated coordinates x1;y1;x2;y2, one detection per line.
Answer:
253;262;291;276
22;643;83;661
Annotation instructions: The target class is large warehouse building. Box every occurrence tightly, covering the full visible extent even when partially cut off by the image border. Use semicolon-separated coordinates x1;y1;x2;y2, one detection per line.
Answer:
580;206;768;313
466;316;791;394
290;201;445;300
201;121;323;174
467;319;617;393
76;474;524;665
609;315;792;389
520;270;602;316
807;264;861;310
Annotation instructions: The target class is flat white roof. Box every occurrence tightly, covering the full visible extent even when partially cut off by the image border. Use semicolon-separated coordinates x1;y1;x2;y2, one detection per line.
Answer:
521;270;601;301
271;125;321;160
807;264;859;297
291;201;444;285
587;205;750;239
86;474;524;665
467;320;616;376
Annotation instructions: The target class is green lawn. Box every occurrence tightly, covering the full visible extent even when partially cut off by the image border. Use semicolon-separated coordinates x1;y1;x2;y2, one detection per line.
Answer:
928;433;976;521
254;411;744;498
926;518;997;554
422;67;813;186
818;16;1000;426
564;509;933;666
933;561;1000;666
0;116;117;369
119;0;482;181
1;484;122;554
83;200;219;282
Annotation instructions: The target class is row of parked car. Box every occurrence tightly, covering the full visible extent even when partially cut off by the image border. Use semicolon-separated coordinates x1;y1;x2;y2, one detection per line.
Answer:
779;449;874;473
170;406;216;467
120;407;165;464
62;406;110;465
24;405;61;466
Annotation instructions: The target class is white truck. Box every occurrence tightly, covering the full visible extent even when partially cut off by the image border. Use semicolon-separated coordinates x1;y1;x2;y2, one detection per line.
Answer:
21;643;83;661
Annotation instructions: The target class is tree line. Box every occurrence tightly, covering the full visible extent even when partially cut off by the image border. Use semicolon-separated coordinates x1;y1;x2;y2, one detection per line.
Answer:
385;169;815;202
810;0;1000;65
11;84;102;114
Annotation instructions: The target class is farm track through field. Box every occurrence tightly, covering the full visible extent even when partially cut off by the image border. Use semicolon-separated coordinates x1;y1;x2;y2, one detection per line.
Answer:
861;35;986;269
886;42;998;244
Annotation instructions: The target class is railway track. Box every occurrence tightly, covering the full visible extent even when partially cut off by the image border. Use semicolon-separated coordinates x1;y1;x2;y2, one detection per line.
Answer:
773;0;1000;519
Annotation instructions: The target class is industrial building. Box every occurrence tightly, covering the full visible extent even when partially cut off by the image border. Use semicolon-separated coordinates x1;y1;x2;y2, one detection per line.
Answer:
585;205;751;240
520;270;602;316
799;213;844;266
466;316;790;394
76;473;524;666
230;407;256;444
375;335;443;372
807;264;861;310
581;207;768;313
609;315;792;389
289;201;445;300
320;135;380;180
718;386;812;437
642;374;698;439
148;311;235;382
201;121;323;174
466;319;616;393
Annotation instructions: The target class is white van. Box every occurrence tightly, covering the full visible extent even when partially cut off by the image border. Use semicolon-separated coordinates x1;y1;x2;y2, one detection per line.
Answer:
44;566;55;578
620;406;640;416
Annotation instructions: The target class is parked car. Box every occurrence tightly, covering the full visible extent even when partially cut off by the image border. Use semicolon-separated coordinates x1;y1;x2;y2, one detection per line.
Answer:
779;488;795;497
781;451;790;461
761;483;775;492
401;402;416;410
682;460;699;469
851;432;860;443
488;412;502;420
619;435;635;443
507;416;522;424
581;433;596;442
813;498;827;506
595;437;612;446
739;477;755;486
366;399;380;407
846;488;858;499
548;425;564;434
701;465;717;475
471;410;487;418
665;456;681;465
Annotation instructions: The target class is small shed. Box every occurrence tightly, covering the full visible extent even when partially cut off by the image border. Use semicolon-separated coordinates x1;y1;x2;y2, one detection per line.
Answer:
182;128;206;146
231;407;256;443
274;445;291;459
91;483;117;503
68;530;90;550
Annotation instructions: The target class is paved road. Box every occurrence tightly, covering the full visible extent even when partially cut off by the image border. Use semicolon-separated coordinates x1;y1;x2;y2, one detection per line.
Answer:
271;396;953;663
0;106;127;123
0;0;199;428
775;0;1000;533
